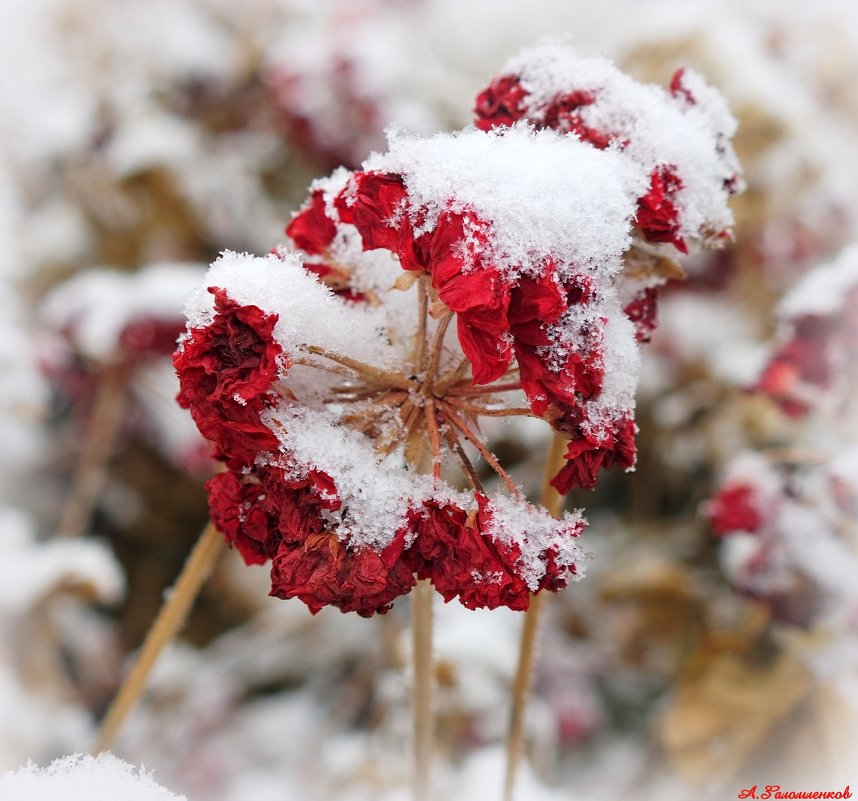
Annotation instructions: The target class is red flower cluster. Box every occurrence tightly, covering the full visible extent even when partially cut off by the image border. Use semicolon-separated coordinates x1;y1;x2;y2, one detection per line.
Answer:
474;71;695;253
177;44;743;617
703;452;858;628
174;289;283;469
705;483;764;537
755;282;858;418
176;281;584;616
286;171;635;490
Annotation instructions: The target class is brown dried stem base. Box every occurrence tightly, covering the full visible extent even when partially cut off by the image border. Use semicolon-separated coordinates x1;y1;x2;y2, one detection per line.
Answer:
92;521;224;754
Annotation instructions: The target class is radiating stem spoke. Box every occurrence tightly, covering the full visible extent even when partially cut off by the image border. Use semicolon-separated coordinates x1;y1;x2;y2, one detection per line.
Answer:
447;381;522;397
414;275;429;374
423;311;454;392
433;357;470;396
304;345;417;390
439;403;520;496
424;397;443;480
445;398;536;418
440;422;484;493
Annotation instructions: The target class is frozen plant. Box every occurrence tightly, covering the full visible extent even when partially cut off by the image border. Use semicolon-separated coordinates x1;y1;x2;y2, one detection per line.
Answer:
100;40;742;801
181;46;741;614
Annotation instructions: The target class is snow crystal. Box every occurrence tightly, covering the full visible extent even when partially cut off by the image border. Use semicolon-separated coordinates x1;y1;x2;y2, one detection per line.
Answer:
184;251;406;372
0;754;187;801
482;493;585;591
362;125;645;281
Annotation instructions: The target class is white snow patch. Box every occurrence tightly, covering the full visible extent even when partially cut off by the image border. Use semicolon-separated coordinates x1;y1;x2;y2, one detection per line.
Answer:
0;754;187;801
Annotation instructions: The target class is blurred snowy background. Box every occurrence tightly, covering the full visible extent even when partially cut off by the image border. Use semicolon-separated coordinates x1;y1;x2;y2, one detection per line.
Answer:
1;0;857;798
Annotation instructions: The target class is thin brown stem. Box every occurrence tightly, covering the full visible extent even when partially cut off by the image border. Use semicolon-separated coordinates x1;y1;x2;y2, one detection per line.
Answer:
433;357;470;396
424;397;443;480
440;423;484;493
404;415;435;801
439;404;520;496
422;311;454;392
291;357;356;381
445;398;536;418
447;381;522;397
304;345;417;390
93;521;225;754
502;432;568;801
403;399;428;467
57;364;129;537
413;275;429;374
412;578;434;801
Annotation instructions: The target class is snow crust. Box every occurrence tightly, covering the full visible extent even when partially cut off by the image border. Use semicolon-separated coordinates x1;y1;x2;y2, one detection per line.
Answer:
262;404;585;590
0;754;187;801
184;251;406;372
363;125;645;281
500;41;741;247
264;405;439;551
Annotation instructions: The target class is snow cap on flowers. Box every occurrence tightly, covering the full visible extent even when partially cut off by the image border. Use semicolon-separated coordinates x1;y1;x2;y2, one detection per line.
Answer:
474;39;743;255
176;44;742;617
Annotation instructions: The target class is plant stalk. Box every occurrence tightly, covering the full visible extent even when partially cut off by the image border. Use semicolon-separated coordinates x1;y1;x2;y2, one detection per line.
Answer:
502;431;567;801
412;577;434;801
57;363;129;537
92;521;224;754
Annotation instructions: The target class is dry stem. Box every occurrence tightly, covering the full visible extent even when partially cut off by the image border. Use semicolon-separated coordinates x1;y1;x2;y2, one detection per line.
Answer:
57;364;129;537
424;397;443;480
445;398;536;418
92;521;224;754
433;357;470;396
502;432;568;801
414;275;429;374
440;424;484;493
411;578;434;801
422;311;454;392
304;345;417;390
440;404;520;496
447;381;522;397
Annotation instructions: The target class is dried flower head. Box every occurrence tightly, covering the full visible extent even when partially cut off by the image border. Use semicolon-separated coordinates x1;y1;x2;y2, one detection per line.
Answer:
176;43;742;616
